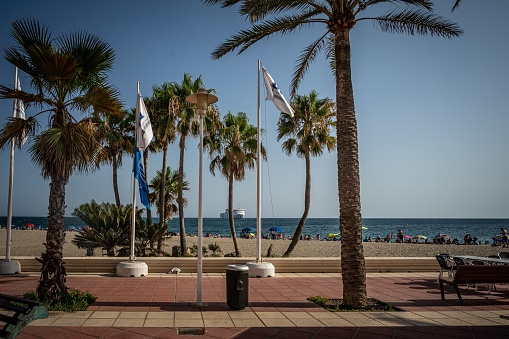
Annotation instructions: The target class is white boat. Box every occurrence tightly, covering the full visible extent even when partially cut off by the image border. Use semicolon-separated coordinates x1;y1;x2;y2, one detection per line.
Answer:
220;209;246;219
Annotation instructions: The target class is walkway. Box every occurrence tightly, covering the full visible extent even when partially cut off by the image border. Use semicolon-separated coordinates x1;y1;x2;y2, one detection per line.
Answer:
2;272;509;338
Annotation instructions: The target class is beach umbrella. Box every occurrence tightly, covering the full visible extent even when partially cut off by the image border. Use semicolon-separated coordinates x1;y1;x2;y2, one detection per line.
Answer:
403;235;411;239
268;227;284;233
413;235;427;240
325;233;340;239
241;227;256;233
24;223;34;228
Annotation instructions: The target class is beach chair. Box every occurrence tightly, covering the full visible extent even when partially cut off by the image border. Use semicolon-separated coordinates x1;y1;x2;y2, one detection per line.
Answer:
435;254;456;282
498;252;509;259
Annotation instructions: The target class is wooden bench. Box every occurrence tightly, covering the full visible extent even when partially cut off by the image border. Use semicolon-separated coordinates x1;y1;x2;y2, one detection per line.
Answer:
439;265;509;305
0;293;48;338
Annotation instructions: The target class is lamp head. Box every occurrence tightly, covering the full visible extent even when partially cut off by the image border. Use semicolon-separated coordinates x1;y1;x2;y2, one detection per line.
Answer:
185;88;218;116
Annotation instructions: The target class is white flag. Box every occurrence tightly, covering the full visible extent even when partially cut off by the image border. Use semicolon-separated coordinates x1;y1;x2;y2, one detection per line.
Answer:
135;90;153;151
262;66;294;117
13;76;27;148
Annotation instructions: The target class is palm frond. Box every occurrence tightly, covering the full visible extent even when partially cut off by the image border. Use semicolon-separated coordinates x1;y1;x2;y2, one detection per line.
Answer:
370;9;463;37
211;11;322;59
291;32;329;98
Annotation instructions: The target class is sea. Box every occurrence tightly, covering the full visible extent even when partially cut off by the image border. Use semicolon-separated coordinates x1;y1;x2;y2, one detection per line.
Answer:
1;216;508;244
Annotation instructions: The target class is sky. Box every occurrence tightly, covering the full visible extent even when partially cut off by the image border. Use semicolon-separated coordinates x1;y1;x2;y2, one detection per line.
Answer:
0;0;508;219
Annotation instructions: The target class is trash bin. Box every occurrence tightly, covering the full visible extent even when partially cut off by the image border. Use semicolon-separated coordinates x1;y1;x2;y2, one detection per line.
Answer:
226;264;249;310
86;248;94;256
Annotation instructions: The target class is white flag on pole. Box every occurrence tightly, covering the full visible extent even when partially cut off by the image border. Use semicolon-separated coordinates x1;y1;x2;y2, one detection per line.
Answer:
135;90;153;151
13;75;27;148
262;66;294;117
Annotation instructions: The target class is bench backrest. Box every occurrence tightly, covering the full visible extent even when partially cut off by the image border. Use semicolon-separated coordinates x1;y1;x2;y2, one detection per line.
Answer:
454;264;509;284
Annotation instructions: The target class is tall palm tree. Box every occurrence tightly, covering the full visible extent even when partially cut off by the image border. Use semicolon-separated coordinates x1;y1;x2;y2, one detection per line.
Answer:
166;74;205;256
95;109;134;207
149;167;189;250
204;0;462;308
277;91;335;257
150;83;177;222
205;112;265;256
0;19;122;301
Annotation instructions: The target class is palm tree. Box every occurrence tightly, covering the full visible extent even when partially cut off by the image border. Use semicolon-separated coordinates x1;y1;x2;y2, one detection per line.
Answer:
94;109;134;207
149;167;189;250
150;83;177;222
452;0;462;11
71;201;133;256
165;74;205;256
0;19;122;302
277;91;335;257
204;0;462;308
205;112;265;257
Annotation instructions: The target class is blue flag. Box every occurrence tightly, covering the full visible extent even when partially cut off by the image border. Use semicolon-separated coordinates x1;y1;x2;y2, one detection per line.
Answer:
133;148;150;210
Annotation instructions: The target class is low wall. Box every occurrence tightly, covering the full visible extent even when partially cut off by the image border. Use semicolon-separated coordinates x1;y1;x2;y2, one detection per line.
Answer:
7;256;437;274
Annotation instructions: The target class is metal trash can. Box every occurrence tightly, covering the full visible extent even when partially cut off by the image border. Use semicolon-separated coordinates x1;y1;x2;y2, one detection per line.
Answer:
226;264;249;310
86;248;94;256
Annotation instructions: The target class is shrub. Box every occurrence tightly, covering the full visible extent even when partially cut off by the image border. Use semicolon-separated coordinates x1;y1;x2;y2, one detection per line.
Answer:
23;289;96;312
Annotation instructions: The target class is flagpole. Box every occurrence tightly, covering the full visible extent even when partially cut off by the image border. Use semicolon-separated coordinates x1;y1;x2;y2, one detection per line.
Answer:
116;81;148;277
5;68;18;262
256;60;262;263
129;82;140;263
1;67;21;275
245;60;275;278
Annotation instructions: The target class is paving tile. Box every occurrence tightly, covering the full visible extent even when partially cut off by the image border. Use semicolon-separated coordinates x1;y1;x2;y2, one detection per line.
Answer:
174;311;203;319
144;318;175;327
82;318;117;326
256;311;287;319
50;318;88;326
174;318;204;327
259;318;295;327
113;318;146;327
231;318;266;327
117;311;148;319
146;311;174;319
203;318;235;327
89;311;121;319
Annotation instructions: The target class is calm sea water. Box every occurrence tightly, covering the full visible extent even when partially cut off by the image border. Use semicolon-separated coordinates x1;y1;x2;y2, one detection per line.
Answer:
1;216;508;244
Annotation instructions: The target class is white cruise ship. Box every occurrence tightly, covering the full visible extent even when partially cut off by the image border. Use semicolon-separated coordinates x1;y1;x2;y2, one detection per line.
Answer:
220;208;246;219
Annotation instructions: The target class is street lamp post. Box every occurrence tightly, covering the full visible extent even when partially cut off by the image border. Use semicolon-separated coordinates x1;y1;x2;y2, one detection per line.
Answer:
186;88;217;306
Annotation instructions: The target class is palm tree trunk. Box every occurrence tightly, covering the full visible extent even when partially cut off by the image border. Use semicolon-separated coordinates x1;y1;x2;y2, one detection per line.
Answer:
228;175;241;256
36;173;68;301
156;144;168;252
178;135;187;256
335;28;367;308
160;144;168;222
113;156;120;208
283;152;311;257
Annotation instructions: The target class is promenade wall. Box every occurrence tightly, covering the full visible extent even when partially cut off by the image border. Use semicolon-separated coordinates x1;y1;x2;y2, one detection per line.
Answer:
7;256;437;274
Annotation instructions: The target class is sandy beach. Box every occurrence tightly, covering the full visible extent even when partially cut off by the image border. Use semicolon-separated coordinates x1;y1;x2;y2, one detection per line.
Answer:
0;229;506;258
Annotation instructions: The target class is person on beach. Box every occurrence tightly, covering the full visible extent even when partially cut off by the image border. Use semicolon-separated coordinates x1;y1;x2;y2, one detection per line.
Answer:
396;229;404;243
501;227;508;248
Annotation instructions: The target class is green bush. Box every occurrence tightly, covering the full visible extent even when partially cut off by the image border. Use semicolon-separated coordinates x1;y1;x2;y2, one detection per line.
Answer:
23;289;96;312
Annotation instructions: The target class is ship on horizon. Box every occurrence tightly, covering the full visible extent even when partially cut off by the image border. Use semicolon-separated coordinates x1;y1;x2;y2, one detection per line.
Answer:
220;209;246;219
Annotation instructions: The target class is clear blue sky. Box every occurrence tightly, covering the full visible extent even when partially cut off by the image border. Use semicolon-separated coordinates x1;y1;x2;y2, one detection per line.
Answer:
0;0;508;219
